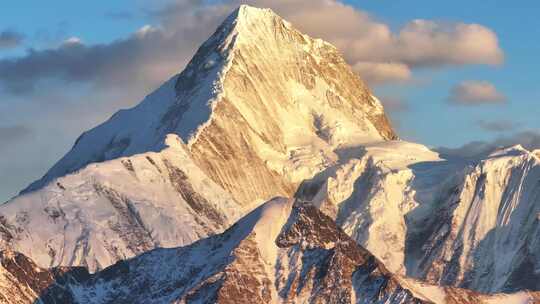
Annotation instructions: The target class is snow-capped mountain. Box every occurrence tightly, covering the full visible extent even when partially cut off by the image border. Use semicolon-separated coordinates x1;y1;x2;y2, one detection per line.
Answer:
297;141;540;293
0;5;396;272
23;5;396;206
2;198;537;304
0;4;538;303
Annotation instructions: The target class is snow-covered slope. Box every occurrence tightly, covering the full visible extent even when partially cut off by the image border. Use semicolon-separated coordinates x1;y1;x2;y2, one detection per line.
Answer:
2;198;537;304
411;145;540;293
0;135;244;272
297;141;540;293
23;5;396;206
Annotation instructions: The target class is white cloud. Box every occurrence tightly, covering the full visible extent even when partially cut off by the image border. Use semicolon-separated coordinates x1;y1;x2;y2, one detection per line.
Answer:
135;25;160;37
0;1;506;90
391;20;503;67
353;62;411;84
62;36;83;46
448;81;506;105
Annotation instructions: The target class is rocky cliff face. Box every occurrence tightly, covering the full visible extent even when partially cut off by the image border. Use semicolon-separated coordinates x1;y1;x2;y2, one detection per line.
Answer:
4;198;534;304
411;146;540;293
0;249;89;303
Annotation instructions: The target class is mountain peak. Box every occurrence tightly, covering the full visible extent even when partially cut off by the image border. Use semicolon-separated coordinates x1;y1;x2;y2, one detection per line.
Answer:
231;5;292;29
22;5;397;206
215;4;311;54
227;5;332;51
235;4;276;20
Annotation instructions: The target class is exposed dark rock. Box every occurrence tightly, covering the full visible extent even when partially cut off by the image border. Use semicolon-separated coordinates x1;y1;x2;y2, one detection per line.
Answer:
164;160;227;229
121;159;135;172
94;183;156;254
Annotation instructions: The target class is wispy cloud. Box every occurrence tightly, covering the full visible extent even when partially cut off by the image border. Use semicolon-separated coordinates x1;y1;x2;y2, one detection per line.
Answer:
448;81;506;105
0;30;24;49
0;125;32;149
353;62;411;85
0;2;232;95
476;119;519;132
379;96;410;113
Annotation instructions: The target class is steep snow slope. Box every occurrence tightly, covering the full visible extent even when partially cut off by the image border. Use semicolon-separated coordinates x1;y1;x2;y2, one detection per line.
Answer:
297;142;540;293
23;5;396;206
0;135;243;271
412;146;540;293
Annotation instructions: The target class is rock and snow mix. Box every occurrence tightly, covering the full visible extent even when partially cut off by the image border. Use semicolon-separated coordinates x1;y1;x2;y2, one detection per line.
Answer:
2;198;537;303
0;135;244;271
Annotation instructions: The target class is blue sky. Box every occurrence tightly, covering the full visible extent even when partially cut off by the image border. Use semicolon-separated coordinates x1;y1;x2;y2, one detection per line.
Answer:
0;0;538;201
358;1;540;145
